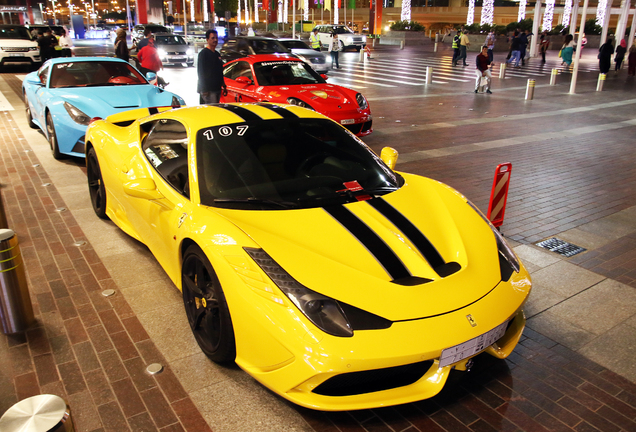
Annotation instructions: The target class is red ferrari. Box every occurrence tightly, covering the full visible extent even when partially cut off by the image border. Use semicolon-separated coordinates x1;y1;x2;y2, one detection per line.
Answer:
220;54;372;136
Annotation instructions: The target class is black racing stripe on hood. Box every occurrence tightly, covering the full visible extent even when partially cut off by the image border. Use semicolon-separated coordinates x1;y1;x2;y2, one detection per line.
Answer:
325;205;410;281
257;103;299;118
368;198;446;270
217;104;262;122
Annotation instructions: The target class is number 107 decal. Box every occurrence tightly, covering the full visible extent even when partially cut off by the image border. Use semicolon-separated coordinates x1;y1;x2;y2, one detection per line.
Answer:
203;125;249;141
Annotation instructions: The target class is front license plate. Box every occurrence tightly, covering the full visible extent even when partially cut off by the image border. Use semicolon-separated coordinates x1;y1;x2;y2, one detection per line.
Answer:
9;53;25;57
439;321;508;368
340;119;355;125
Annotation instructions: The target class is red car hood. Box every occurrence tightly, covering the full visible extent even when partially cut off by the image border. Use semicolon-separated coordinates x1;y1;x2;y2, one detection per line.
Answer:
258;84;364;114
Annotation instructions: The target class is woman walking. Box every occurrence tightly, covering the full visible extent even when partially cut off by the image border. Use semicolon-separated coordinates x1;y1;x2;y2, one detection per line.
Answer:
560;34;575;71
614;39;627;71
329;33;340;69
598;38;614;74
114;28;129;62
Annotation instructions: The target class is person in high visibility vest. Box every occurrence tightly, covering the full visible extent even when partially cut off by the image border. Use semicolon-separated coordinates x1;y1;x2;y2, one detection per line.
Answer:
451;32;461;66
310;29;321;51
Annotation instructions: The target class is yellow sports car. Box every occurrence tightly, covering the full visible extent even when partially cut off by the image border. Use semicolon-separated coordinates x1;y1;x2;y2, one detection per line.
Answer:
85;104;531;411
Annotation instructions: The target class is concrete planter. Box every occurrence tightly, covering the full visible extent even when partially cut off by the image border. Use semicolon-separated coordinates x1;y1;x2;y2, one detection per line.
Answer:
379;31;428;46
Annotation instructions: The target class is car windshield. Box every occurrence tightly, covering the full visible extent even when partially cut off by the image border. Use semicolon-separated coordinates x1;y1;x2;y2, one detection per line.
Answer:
196;118;402;210
156;35;186;45
254;61;324;86
333;26;354;35
0;26;31;40
49;61;147;88
281;40;311;50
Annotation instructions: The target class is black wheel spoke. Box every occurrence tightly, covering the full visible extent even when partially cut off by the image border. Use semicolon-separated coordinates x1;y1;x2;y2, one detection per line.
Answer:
183;273;204;297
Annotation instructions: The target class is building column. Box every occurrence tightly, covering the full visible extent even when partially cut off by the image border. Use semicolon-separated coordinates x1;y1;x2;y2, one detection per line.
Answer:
600;0;613;43
614;0;631;42
530;0;541;57
570;0;579;36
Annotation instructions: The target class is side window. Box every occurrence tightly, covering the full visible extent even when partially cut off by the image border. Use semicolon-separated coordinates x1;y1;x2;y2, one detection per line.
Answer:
38;65;50;85
224;61;252;81
237;39;250;54
142;119;190;198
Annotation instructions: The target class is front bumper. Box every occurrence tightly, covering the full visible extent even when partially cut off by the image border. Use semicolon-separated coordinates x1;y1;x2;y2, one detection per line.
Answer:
234;265;531;411
160;54;194;65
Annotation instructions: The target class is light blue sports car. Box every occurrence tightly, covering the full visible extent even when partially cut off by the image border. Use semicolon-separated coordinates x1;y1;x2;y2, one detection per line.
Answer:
22;57;185;159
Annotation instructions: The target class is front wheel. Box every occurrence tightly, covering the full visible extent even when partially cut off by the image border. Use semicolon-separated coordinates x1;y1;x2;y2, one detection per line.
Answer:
46;112;63;160
86;147;108;219
24;95;37;129
182;245;236;364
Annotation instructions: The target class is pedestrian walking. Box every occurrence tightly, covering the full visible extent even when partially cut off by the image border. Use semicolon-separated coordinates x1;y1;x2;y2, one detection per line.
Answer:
37;30;52;63
628;44;636;76
539;30;549;63
560;34;575;70
474;46;493;94
114;28;129;62
137;35;167;87
507;31;522;68
310;29;321;51
519;29;531;66
329;33;341;69
451;32;461;66
458;30;470;66
197;29;227;104
485;30;496;63
598;38;614;74
614;39;627;71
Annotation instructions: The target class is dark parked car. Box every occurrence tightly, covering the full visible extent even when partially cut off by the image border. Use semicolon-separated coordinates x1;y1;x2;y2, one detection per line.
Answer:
219;36;290;62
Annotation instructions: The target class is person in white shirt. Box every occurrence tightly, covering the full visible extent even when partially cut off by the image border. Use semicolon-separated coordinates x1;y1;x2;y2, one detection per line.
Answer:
58;29;73;57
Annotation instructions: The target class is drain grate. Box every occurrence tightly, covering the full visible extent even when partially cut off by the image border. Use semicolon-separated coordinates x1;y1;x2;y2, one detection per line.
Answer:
535;238;586;257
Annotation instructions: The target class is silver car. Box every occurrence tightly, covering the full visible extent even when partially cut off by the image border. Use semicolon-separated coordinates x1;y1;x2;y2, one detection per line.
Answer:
154;33;194;67
278;38;330;74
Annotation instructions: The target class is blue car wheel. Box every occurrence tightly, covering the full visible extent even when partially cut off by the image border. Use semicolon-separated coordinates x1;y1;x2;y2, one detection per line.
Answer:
46;112;63;160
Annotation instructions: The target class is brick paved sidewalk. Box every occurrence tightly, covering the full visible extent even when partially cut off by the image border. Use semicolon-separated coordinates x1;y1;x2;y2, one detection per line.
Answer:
1;51;636;431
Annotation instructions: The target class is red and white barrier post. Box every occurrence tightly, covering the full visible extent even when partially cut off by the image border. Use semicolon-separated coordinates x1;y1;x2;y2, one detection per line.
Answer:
486;162;512;228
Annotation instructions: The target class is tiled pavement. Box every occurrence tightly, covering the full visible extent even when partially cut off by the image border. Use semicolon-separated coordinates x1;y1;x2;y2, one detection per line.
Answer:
1;44;636;432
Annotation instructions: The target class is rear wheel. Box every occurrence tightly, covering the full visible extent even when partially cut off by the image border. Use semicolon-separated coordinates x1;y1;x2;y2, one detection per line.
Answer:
86;147;108;219
46;112;63;160
24;96;37;129
182;245;236;363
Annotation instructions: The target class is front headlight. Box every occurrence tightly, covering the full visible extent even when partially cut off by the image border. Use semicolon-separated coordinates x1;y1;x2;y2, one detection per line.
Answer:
245;248;391;337
157;48;167;57
186;48;194;56
467;201;520;281
355;93;368;109
63;101;91;125
286;97;314;110
29;46;39;51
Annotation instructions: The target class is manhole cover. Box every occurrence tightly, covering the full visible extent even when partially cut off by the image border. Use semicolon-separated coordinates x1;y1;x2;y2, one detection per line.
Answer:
535;238;586;257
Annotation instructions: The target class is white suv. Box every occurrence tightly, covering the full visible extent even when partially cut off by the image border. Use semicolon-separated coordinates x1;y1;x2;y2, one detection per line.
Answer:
0;25;40;69
312;25;366;51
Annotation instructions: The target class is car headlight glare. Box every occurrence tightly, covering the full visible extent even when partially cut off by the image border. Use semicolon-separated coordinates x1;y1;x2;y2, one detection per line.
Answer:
29;46;39;51
157;48;167;57
467;201;520;280
355;93;368;109
186;48;194;55
244;248;391;337
63;101;91;125
286;97;314;110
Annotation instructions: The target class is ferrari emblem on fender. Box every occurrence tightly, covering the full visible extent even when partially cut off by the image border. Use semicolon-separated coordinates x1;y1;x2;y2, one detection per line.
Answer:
311;90;328;99
178;213;187;228
466;315;477;327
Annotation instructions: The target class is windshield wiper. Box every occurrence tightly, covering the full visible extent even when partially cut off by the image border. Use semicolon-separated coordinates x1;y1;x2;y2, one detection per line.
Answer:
213;197;299;209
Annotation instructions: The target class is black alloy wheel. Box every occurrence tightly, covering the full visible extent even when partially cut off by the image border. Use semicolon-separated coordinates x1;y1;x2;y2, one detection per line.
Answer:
24;95;37;129
46;112;63;160
182;245;236;363
86;147;108;219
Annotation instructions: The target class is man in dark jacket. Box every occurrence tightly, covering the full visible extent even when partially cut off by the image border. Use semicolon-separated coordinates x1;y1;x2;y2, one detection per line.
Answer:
474;45;493;94
197;29;227;104
37;30;52;63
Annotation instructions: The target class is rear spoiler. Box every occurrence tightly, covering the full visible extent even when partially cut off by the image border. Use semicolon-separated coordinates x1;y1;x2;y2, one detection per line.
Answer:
105;106;177;126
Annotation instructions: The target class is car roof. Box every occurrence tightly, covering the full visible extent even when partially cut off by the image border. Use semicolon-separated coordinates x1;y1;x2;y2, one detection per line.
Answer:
226;54;300;64
46;56;130;65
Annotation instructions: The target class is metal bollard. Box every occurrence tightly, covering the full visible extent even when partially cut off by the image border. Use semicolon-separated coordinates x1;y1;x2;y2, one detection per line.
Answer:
499;62;506;79
372;38;376;47
400;40;404;50
359;48;364;62
0;189;7;229
550;68;558;85
525;79;535;100
597;73;606;91
425;66;433;84
0;394;75;431
434;42;438;52
0;229;34;334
